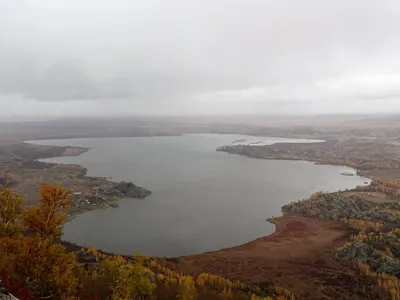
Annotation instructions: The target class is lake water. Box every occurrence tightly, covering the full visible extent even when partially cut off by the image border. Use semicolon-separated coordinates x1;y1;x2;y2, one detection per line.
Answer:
30;134;370;257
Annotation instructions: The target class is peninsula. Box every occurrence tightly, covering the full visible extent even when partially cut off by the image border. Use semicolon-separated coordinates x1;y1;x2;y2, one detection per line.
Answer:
0;141;151;215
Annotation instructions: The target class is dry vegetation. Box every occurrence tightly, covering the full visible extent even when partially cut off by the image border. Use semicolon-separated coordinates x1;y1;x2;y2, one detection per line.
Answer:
336;230;400;299
176;213;380;300
281;189;400;299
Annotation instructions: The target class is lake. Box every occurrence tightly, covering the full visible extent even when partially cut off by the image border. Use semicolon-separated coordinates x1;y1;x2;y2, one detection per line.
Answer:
30;134;370;257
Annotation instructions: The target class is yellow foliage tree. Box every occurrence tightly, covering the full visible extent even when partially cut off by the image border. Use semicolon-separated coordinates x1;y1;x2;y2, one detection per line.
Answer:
177;275;197;300
0;188;24;237
24;184;71;241
97;254;156;300
0;184;80;299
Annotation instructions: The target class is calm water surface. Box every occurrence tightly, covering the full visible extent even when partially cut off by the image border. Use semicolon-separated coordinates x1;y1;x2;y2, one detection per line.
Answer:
31;134;370;257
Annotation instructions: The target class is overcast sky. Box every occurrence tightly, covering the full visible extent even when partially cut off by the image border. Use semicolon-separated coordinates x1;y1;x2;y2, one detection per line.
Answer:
1;0;400;119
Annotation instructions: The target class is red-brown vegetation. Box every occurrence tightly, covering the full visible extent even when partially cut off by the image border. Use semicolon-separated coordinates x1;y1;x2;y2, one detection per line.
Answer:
176;213;374;300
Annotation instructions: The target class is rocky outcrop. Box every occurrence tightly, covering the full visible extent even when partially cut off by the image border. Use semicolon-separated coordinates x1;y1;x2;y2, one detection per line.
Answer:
103;181;151;198
0;280;18;300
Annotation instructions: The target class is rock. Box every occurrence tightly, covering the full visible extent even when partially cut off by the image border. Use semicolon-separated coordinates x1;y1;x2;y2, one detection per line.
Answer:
0;280;18;300
0;281;7;294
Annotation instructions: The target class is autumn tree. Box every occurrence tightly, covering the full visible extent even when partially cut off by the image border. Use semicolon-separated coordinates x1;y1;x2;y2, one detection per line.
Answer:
0;188;24;237
24;184;71;241
177;275;197;300
1;276;38;300
96;254;156;300
0;184;80;299
219;287;233;299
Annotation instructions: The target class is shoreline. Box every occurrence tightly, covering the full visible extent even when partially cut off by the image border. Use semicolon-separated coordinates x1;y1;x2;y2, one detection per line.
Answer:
2;118;399;299
23;137;373;257
19;135;395;299
175;211;364;300
9;141;152;215
27;137;371;219
216;142;384;180
219;151;374;181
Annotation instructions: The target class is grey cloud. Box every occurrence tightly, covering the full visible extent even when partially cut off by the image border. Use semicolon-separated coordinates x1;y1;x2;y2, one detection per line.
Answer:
0;59;136;101
1;0;400;116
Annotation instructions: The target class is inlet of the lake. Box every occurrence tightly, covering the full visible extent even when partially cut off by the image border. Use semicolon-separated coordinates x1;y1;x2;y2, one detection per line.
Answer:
30;134;370;257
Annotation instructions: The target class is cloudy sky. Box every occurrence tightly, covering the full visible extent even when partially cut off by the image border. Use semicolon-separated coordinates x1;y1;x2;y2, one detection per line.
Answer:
1;0;400;119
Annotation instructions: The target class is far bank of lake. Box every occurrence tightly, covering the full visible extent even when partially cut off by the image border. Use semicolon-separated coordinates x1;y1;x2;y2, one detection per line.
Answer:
30;134;370;257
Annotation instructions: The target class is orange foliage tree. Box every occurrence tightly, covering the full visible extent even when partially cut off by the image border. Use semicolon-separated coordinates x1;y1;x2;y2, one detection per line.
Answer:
0;184;80;299
24;184;71;241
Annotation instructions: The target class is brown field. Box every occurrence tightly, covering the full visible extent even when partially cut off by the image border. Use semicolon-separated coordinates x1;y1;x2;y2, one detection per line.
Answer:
176;213;372;300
